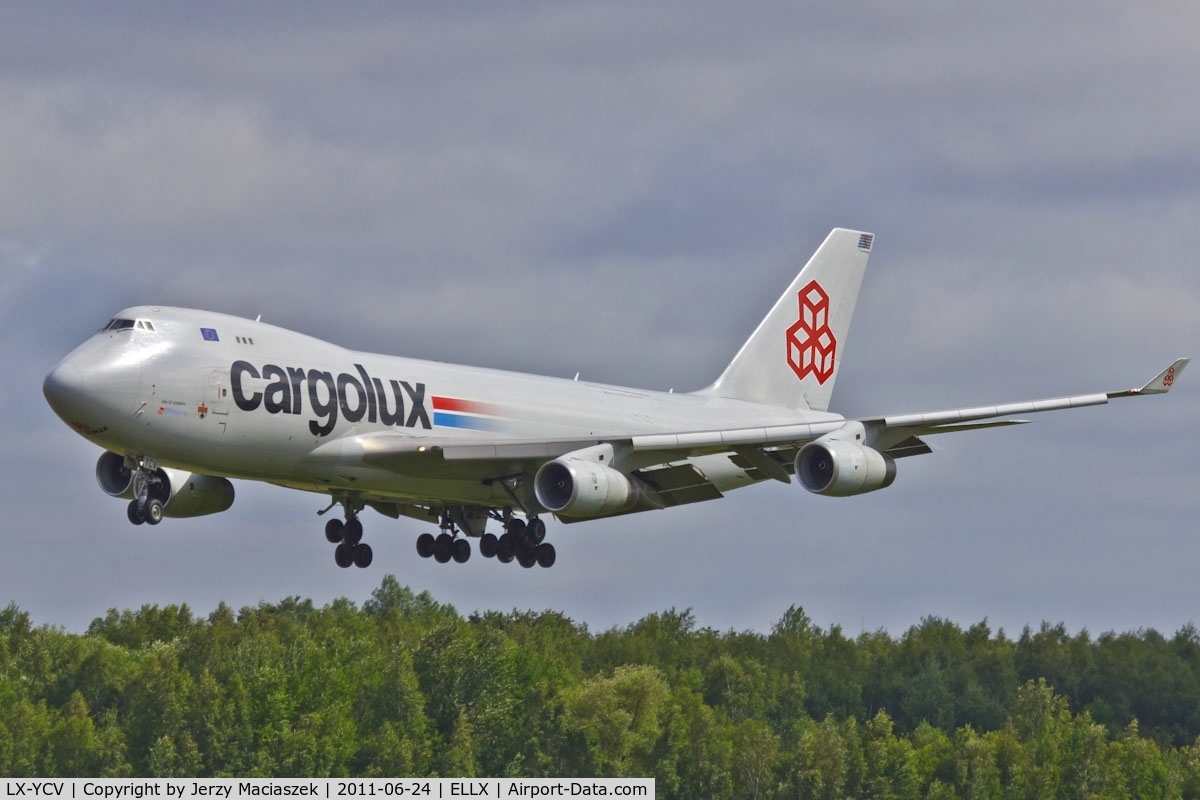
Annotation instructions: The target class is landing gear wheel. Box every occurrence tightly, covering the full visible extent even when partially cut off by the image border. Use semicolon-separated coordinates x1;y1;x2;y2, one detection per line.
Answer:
127;500;145;526
144;498;164;526
480;533;498;558
452;538;471;564
506;518;527;537
527;518;546;544
342;518;363;546
434;533;453;564
516;543;537;569
536;543;556;568
416;532;436;558
497;533;516;562
324;499;372;570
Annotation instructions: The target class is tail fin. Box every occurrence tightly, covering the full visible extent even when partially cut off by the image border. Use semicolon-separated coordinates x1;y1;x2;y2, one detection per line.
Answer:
698;228;873;412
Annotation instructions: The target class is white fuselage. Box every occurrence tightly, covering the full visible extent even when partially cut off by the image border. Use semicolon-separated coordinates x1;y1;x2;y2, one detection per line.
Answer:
45;306;841;509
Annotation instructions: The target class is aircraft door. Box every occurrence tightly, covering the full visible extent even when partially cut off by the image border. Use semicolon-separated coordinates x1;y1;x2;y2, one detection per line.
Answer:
206;369;231;416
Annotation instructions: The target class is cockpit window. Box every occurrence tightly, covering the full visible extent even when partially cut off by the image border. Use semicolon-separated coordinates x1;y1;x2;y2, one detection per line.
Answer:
103;318;156;332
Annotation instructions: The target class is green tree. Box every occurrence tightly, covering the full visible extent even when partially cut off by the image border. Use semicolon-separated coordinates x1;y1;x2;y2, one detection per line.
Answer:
785;714;853;800
902;656;955;732
658;685;733;800
567;664;668;777
732;718;779;800
442;709;478;777
861;710;918;800
49;691;100;776
1;698;53;776
1111;720;1171;800
951;725;999;800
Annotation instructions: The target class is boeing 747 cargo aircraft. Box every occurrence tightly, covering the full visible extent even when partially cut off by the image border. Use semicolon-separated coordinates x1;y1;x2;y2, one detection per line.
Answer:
43;229;1188;570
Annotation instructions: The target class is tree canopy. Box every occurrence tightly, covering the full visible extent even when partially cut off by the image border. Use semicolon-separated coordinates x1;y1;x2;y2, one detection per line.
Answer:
3;577;1200;798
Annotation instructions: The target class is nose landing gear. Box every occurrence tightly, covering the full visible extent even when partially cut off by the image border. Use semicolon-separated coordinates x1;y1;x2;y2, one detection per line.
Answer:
126;458;166;526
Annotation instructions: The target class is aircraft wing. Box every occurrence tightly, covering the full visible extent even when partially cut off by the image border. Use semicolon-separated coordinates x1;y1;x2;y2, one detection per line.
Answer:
306;359;1188;505
865;356;1188;448
628;358;1190;466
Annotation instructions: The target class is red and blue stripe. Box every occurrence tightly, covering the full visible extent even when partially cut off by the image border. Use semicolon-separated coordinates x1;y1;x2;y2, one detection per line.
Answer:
431;396;507;432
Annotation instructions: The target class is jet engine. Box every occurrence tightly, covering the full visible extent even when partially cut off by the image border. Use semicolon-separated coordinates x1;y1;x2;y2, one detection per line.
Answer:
795;425;896;497
95;451;235;518
534;445;642;517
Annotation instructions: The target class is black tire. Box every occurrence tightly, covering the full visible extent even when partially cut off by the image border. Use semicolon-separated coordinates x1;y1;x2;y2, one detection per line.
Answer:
497;532;516;561
480;532;498;558
127;500;145;525
324;518;344;543
527;518;546;544
144;498;164;525
506;518;527;537
416;532;436;558
334;543;354;568
434;533;453;563
517;545;537;568
353;543;373;568
452;538;471;564
536;543;556;568
343;518;363;546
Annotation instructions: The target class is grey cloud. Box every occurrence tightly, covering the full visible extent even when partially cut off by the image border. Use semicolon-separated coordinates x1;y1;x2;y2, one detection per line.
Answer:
4;2;1197;637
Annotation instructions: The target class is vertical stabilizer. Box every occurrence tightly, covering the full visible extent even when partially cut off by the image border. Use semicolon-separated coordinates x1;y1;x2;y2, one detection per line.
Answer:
698;228;872;412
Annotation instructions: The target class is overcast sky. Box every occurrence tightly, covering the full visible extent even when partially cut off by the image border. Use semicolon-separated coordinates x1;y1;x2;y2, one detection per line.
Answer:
4;2;1198;639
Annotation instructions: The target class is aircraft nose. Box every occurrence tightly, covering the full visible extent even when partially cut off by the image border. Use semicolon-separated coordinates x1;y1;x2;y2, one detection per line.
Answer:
43;359;84;417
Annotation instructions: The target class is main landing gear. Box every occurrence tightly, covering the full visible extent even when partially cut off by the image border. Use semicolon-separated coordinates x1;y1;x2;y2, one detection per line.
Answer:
416;514;556;569
321;501;373;569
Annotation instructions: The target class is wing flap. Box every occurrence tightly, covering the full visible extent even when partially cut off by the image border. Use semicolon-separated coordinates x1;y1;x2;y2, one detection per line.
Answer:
882;436;934;458
635;463;724;506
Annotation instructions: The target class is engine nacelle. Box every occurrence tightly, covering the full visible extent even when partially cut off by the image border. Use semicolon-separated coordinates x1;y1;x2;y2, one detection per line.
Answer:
95;451;235;518
534;445;641;517
96;451;137;498
795;433;896;497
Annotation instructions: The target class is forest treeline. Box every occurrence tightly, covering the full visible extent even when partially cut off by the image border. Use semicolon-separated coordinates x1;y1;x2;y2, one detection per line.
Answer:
3;576;1200;798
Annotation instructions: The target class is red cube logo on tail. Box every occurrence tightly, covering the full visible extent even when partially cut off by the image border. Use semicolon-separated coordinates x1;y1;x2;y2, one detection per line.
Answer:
785;281;836;384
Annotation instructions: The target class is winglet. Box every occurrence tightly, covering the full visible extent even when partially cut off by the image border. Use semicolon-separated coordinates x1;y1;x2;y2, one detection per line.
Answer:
1109;358;1189;398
